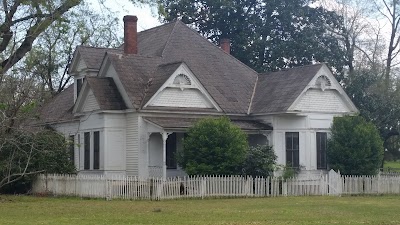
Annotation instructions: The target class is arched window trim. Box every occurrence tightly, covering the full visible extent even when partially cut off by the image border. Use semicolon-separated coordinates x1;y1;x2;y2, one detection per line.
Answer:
170;73;194;90
315;75;332;91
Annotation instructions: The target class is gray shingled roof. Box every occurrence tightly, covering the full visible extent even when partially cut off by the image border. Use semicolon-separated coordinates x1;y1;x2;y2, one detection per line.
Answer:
37;85;76;124
142;62;182;106
107;53;162;109
38;19;325;124
86;77;126;110
137;22;176;57
109;21;258;113
251;64;323;114
74;46;121;71
157;21;258;114
143;117;272;131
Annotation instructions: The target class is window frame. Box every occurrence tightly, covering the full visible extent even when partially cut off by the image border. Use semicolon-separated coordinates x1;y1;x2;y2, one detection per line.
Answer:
285;132;300;168
84;132;90;170
316;132;328;169
93;131;100;170
69;135;75;163
166;133;177;169
76;78;84;97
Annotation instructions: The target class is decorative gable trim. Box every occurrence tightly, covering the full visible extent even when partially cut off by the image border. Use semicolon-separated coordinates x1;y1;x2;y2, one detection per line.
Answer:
69;51;88;76
143;63;222;111
314;75;331;91
73;80;90;113
288;64;358;113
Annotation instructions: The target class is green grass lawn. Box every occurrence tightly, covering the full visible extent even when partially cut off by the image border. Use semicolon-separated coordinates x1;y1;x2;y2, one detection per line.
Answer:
1;195;400;225
384;160;400;169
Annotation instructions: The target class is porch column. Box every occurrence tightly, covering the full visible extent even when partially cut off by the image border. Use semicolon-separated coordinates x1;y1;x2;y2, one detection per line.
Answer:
144;132;151;178
161;132;171;179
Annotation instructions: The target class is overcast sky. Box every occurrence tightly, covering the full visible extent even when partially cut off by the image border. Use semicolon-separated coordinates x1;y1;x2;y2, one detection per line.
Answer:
89;0;161;31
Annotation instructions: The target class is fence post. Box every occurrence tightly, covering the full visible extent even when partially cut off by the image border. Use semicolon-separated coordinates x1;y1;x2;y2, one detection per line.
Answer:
245;176;251;197
338;170;342;196
200;176;206;199
106;176;111;201
377;173;381;195
282;179;287;197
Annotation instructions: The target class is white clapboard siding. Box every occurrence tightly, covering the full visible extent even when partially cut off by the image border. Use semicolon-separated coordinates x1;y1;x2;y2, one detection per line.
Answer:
82;90;100;112
125;113;139;176
149;88;213;108
293;89;349;112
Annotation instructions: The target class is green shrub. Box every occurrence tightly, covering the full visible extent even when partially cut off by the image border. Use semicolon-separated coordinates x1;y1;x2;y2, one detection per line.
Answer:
327;115;384;175
242;145;276;177
178;117;248;175
0;130;76;193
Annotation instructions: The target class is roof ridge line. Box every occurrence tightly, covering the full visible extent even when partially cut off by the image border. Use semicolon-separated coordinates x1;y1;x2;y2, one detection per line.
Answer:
158;61;183;67
78;45;120;50
160;20;180;57
247;75;258;115
137;20;174;34
107;51;162;59
259;63;325;76
175;21;260;76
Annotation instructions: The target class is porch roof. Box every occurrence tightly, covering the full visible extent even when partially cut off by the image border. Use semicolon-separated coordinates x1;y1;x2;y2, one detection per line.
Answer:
143;117;273;131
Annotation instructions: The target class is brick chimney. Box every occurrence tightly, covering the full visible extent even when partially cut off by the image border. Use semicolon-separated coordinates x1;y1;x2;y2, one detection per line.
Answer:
123;15;138;54
220;38;230;54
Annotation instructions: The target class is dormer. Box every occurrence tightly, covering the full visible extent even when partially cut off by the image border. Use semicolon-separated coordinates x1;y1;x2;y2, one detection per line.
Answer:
68;48;100;103
68;49;87;102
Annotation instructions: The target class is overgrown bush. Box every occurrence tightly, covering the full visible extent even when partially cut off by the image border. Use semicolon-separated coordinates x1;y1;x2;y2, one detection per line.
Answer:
242;145;276;177
178;117;248;175
327;115;384;175
0;130;76;193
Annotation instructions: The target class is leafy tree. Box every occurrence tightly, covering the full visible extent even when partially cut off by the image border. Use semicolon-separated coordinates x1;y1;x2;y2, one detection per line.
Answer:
178;117;248;175
0;1;122;131
344;66;400;159
25;1;122;96
0;0;81;81
158;0;346;76
327;115;384;175
372;0;400;88
242;145;276;177
0;129;76;193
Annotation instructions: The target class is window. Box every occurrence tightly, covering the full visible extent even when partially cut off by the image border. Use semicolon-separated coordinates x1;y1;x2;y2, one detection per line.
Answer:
166;133;177;169
286;132;299;168
93;131;100;170
76;78;84;97
84;132;90;170
316;132;327;169
69;135;75;162
77;134;80;168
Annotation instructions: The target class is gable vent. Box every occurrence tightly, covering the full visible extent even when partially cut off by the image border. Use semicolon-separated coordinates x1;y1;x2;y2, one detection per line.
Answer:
315;75;331;91
173;74;191;85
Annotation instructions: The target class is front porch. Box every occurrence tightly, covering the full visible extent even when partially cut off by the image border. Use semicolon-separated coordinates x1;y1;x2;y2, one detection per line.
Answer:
143;117;272;179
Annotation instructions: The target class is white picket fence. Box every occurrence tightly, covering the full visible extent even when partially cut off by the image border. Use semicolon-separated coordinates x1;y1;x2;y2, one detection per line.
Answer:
341;175;400;195
31;171;400;200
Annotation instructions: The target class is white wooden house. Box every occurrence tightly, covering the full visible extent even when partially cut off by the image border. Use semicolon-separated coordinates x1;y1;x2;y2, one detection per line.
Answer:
35;16;358;178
